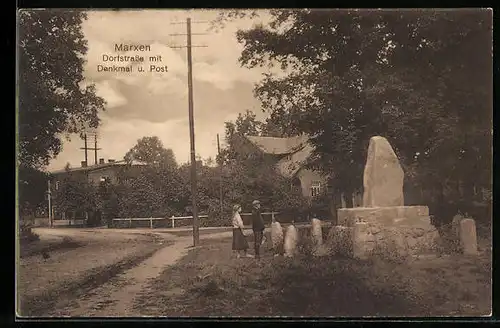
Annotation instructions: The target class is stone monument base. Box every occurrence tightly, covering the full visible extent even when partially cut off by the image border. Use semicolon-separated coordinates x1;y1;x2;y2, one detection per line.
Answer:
337;206;429;227
330;206;440;260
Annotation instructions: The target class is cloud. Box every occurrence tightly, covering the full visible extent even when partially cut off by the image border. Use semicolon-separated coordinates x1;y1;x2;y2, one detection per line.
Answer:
94;80;128;108
48;9;274;171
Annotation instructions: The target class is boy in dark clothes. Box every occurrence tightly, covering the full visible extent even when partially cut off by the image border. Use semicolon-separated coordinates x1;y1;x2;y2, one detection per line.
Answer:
251;200;265;259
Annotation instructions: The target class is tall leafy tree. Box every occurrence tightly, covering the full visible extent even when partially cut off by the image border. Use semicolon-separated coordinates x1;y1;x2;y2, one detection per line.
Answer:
119;137;183;218
124;136;177;169
215;9;492;217
18;165;48;216
218;110;264;164
18;10;106;218
18;10;106;168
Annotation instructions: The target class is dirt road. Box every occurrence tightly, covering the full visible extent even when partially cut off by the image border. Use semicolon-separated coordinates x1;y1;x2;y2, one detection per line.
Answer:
38;230;235;317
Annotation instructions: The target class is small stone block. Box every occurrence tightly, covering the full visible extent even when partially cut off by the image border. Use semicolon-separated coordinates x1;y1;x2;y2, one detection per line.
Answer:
459;218;478;256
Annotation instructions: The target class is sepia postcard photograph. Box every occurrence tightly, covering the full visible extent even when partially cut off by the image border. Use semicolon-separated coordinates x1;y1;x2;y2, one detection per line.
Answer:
16;8;492;318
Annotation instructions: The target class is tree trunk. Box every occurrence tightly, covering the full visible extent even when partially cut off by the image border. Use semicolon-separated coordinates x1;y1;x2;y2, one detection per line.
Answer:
462;179;475;216
345;191;354;208
340;193;346;208
331;193;341;225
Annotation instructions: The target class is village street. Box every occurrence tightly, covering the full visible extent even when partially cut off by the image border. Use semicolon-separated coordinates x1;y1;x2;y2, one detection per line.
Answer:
18;227;242;317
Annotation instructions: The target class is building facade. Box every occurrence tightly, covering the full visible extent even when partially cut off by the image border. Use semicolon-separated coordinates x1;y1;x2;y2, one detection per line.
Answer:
49;158;147;187
241;134;363;209
48;158;147;220
240;134;327;199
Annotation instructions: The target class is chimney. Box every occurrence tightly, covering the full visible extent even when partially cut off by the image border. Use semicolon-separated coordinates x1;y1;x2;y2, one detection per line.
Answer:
81;161;87;168
99;158;105;165
108;159;115;163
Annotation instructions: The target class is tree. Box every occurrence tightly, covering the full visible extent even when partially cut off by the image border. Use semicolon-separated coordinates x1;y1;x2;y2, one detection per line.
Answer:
261;115;293;137
52;173;97;218
212;110;308;222
218;110;268;164
117;138;186;218
124;136;177;169
216;9;492;218
18;10;106;169
115;174;167;218
18;165;48;216
184;156;307;226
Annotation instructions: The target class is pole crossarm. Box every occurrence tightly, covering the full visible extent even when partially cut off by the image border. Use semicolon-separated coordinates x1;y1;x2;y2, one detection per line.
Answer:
80;147;101;150
170;20;210;24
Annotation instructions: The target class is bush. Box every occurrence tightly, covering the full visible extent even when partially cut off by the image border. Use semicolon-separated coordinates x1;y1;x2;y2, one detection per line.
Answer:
370;232;410;264
19;220;39;244
326;226;353;257
296;231;315;257
435;222;461;254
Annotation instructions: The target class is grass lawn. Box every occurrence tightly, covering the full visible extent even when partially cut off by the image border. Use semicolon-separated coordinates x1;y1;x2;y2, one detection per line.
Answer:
135;236;491;317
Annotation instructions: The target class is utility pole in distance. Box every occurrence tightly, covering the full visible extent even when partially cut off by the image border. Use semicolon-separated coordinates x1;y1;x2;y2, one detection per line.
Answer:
80;133;88;164
217;133;223;215
47;180;52;228
94;134;98;165
81;132;101;165
170;18;208;247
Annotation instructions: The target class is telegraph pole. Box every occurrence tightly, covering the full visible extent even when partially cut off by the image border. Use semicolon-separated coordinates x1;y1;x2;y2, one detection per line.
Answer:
80;132;101;165
47;180;52;228
170;18;208;247
84;134;88;163
217;133;223;215
79;133;88;164
94;134;98;165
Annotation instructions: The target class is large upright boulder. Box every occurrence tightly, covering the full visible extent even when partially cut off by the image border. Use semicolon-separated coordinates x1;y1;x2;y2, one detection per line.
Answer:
363;136;404;207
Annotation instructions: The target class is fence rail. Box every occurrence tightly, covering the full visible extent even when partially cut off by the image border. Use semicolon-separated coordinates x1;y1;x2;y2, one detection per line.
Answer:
112;211;280;229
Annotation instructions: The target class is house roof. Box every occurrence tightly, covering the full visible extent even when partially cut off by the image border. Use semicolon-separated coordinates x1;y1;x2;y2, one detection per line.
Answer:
276;143;315;178
245;135;309;155
245;134;315;178
49;160;147;175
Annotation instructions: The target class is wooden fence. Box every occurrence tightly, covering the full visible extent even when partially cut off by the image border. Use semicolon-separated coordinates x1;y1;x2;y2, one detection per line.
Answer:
112;212;280;229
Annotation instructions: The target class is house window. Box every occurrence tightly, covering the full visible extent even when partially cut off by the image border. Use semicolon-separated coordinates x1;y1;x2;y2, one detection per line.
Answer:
55;181;60;190
311;181;322;197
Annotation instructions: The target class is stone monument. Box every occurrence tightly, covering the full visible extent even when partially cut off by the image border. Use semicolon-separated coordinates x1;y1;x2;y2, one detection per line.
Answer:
271;220;284;256
445;215;478;255
336;136;440;259
459;218;478;256
363;136;404;207
284;224;298;258
310;218;328;256
311;218;323;248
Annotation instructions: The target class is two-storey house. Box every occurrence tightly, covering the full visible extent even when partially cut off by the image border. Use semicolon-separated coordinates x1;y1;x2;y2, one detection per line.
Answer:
234;134;326;199
48;158;147;220
238;134;363;208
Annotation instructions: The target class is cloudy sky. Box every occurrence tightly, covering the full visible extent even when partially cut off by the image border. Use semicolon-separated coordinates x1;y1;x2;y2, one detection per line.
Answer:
47;9;274;171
